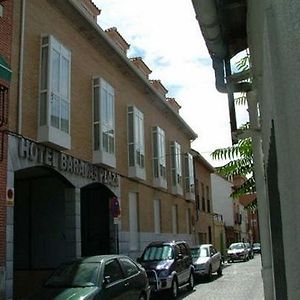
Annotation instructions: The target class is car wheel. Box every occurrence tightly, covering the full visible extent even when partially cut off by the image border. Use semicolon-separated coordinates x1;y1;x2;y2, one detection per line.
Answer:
188;272;194;291
207;265;212;281
138;293;146;300
169;278;178;299
217;264;222;276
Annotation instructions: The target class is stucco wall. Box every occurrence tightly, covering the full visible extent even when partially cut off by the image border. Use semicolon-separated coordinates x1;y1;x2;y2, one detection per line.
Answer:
211;174;234;227
248;1;300;298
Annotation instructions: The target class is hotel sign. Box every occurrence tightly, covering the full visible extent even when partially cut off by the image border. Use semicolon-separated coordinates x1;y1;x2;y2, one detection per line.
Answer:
18;138;119;187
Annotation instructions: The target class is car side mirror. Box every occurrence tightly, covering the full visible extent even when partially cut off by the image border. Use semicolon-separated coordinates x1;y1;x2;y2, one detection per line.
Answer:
103;275;111;287
177;253;183;260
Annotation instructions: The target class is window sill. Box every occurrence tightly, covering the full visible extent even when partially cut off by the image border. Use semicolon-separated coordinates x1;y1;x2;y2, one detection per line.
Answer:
38;125;71;150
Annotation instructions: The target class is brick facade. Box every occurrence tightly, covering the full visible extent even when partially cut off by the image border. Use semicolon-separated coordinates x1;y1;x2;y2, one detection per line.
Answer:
0;0;13;267
7;0;198;298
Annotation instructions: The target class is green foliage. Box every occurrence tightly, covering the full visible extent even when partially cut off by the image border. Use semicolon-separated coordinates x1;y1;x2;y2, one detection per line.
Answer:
235;54;250;71
211;138;255;200
235;93;247;105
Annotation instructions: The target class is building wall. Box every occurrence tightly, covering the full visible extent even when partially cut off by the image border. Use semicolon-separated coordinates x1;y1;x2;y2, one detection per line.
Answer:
211;174;234;227
248;1;300;298
192;153;214;245
7;1;196;297
0;0;14;297
213;218;226;256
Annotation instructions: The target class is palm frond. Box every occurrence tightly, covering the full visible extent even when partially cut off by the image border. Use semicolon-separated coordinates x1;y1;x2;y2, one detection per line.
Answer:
235;93;247;105
211;138;252;161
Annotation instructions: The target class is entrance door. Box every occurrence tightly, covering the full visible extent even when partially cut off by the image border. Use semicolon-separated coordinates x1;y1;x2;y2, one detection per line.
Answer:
81;184;114;256
14;167;73;300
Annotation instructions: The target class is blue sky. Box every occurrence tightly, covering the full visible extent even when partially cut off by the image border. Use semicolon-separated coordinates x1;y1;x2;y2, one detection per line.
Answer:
93;0;248;166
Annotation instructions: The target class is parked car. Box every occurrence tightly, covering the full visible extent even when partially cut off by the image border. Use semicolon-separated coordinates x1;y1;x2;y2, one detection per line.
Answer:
137;241;194;298
190;244;222;281
227;242;249;262
245;242;254;259
252;242;261;254
26;255;151;300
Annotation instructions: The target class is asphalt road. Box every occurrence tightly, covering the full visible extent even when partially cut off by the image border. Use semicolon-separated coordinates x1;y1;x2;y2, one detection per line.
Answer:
152;254;264;300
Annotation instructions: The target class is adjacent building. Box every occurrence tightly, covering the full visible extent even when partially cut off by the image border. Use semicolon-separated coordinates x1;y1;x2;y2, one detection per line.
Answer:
4;0;198;299
211;173;238;247
192;149;215;246
0;0;13;298
192;0;300;298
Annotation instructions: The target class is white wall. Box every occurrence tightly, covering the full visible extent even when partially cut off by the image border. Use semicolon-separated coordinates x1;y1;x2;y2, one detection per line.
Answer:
211;174;234;227
248;1;300;298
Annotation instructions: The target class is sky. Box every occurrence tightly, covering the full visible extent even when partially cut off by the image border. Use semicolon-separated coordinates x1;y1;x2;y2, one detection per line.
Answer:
93;0;248;166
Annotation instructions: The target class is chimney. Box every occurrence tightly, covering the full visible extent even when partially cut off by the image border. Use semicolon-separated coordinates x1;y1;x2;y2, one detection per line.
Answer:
166;97;181;113
105;27;130;55
78;0;101;21
150;80;168;97
130;57;152;79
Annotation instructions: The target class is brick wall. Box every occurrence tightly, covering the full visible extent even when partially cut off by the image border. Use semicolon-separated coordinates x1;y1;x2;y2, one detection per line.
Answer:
0;0;13;270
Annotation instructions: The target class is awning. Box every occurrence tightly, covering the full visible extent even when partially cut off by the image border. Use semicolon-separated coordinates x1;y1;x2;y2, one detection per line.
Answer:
0;55;12;82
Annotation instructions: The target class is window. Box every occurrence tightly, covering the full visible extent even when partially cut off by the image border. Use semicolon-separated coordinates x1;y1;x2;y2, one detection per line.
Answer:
170;141;183;195
172;204;178;234
152;126;167;189
120;258;139;277
154;199;161;234
38;35;71;149
104;259;123;283
201;183;205;211
198;232;207;244
206;185;211;213
186;208;192;234
93;77;116;167
128;106;145;180
208;226;212;244
185;153;195;200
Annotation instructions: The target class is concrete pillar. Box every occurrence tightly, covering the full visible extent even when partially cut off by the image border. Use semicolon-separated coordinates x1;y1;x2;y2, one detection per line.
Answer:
65;187;81;260
247;90;275;300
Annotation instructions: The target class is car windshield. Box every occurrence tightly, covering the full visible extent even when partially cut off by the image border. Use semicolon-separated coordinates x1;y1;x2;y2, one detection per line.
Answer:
142;245;174;261
191;247;209;258
45;262;99;288
229;243;244;250
253;243;260;247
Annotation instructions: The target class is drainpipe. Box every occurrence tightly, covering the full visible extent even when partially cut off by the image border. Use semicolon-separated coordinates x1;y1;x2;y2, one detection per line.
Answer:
17;0;26;134
212;56;251;143
247;90;275;300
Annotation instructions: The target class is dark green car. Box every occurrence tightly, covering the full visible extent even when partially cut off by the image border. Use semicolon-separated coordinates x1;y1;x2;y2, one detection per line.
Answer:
26;255;150;300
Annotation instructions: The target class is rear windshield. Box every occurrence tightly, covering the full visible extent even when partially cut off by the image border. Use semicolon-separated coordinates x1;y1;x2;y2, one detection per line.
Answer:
142;245;174;261
191;248;209;258
229;243;244;250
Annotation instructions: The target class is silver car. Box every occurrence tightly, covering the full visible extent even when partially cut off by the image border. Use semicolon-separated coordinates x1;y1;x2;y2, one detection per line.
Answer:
227;242;249;262
190;244;222;281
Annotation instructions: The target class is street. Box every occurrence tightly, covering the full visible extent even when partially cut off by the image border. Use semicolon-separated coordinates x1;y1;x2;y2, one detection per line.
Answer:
152;254;264;300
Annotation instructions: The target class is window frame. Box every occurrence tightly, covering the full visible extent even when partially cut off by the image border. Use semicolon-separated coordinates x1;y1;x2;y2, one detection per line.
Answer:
38;34;71;149
170;141;183;195
185;153;195;200
128;106;146;180
152;126;167;189
92;77;116;167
